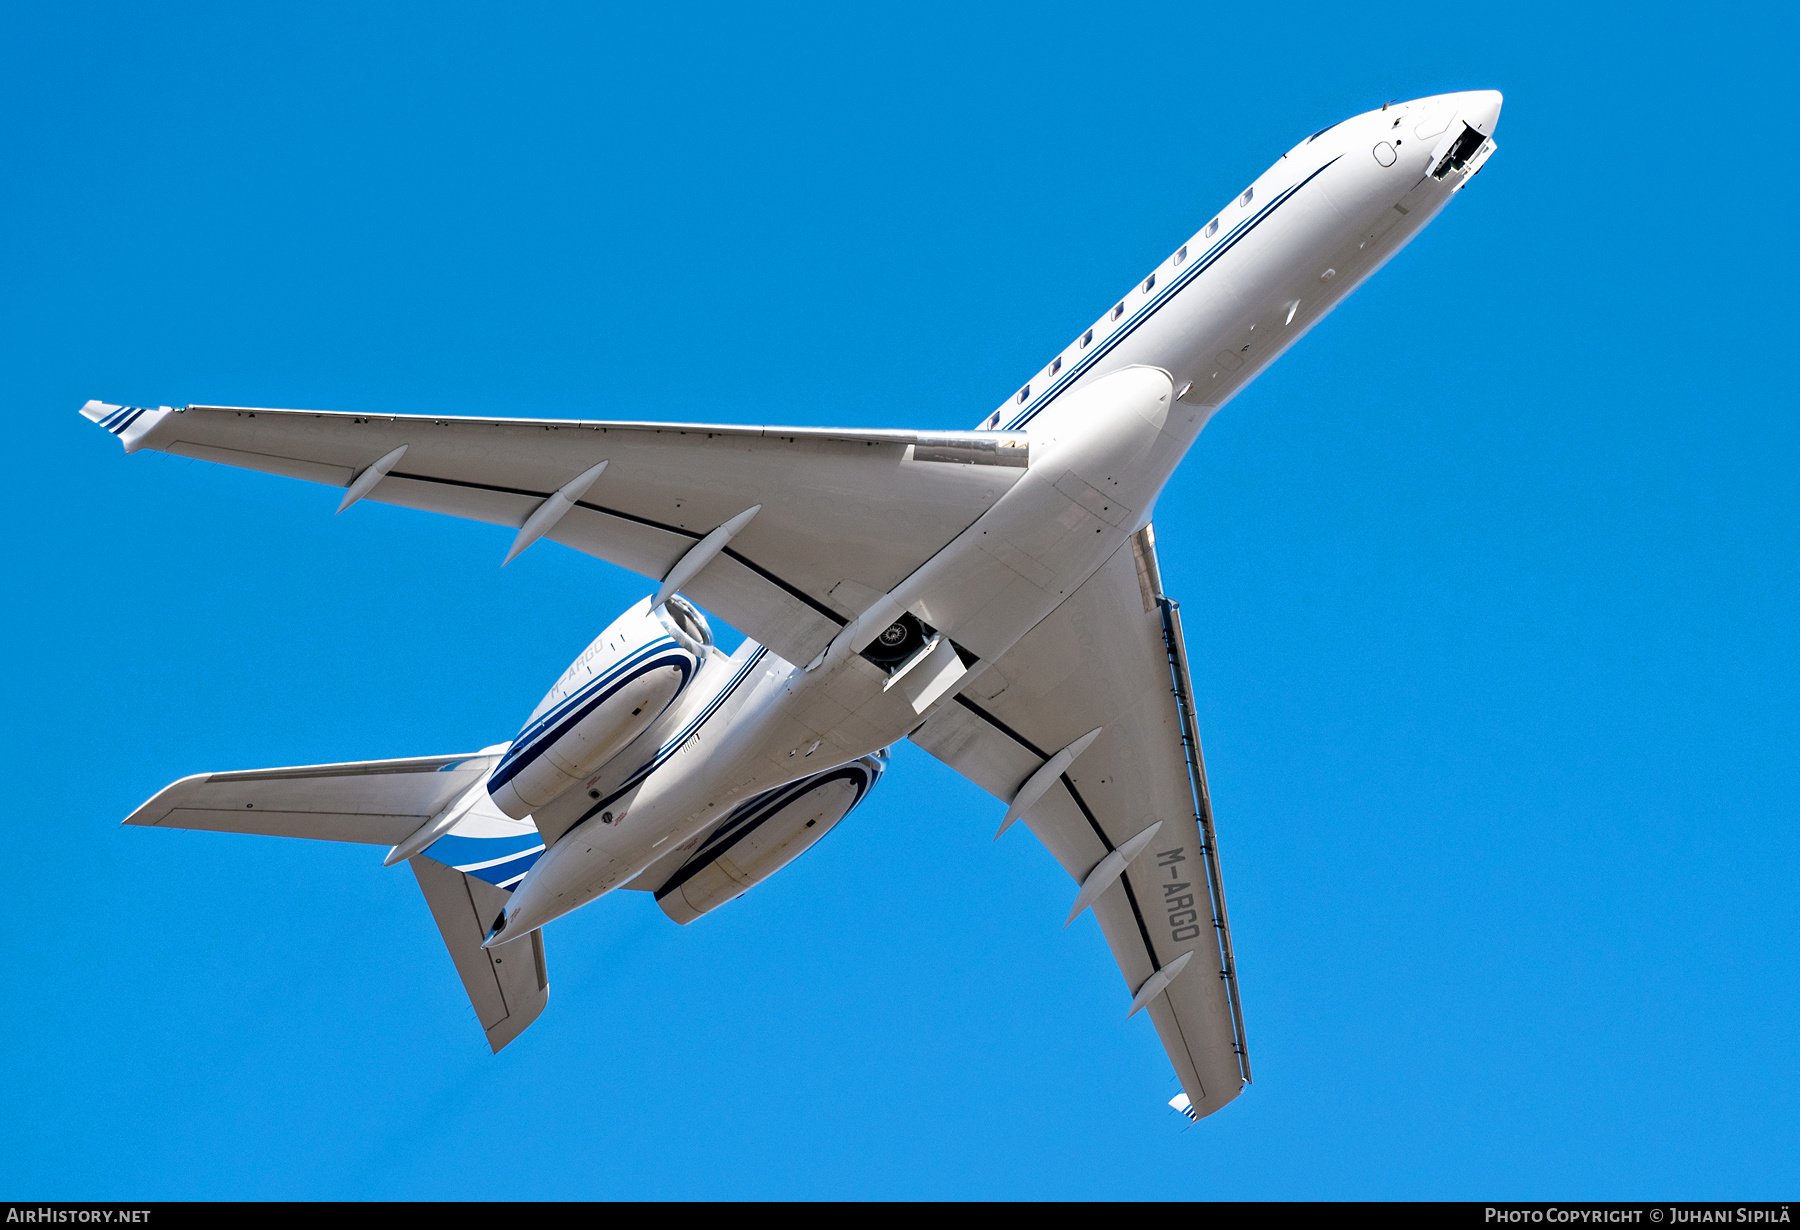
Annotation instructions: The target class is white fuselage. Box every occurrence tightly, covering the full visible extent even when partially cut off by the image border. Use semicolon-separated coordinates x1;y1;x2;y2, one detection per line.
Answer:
487;90;1503;944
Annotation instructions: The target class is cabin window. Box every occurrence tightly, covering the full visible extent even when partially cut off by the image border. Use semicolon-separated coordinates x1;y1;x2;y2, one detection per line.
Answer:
1111;302;1125;321
1239;186;1254;206
1050;357;1062;375
1143;274;1156;293
1081;328;1094;347
1016;385;1030;404
1175;245;1188;265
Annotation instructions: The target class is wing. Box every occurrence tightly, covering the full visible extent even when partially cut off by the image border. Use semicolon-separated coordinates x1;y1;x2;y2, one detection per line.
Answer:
83;401;1028;667
909;525;1251;1121
122;751;504;846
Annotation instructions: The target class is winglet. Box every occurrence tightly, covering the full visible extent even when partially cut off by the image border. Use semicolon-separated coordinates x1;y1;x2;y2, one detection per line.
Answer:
79;401;175;454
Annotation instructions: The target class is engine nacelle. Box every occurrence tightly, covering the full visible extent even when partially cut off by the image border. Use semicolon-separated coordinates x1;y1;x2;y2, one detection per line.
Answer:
488;595;713;819
653;751;887;924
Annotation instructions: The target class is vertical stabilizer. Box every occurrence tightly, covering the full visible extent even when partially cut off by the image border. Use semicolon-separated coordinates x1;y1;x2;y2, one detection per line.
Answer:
410;856;548;1051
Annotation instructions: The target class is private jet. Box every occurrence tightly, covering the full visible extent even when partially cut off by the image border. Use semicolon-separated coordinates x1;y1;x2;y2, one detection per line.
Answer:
84;90;1501;1121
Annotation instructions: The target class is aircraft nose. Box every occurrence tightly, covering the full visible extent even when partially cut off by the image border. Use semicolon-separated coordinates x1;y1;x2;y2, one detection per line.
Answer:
1443;89;1503;136
1425;87;1497;136
1400;89;1504;139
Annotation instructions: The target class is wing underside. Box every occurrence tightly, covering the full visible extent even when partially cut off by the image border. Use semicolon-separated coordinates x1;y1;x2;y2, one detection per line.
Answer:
911;525;1250;1119
85;400;1028;667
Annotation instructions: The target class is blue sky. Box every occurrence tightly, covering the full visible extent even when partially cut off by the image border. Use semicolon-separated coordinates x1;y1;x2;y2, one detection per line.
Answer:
4;0;1796;1200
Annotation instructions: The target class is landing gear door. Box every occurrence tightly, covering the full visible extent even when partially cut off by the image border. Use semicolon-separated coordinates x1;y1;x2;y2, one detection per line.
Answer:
1427;122;1497;191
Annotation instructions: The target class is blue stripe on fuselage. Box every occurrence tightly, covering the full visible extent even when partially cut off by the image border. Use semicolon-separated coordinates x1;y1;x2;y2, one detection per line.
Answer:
425;832;544;865
421;833;547;891
999;155;1342;432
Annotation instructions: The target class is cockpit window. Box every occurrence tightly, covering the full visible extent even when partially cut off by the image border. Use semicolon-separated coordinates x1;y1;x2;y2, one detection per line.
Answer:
1306;120;1341;143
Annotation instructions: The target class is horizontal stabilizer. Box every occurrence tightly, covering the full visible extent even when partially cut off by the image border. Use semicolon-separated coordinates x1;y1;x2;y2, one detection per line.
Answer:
122;751;506;846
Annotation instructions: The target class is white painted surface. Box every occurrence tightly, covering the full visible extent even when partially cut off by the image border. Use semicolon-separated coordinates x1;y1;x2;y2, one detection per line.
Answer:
91;90;1503;1101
